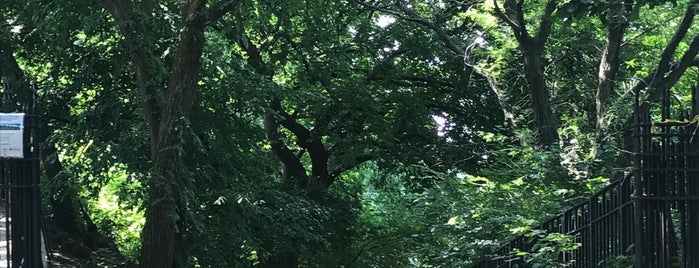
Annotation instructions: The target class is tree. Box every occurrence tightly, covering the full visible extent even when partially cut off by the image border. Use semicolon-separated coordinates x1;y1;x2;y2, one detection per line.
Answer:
95;0;238;266
561;0;699;156
594;0;632;140
5;0;699;266
209;0;506;265
491;0;560;146
355;0;560;146
355;0;519;128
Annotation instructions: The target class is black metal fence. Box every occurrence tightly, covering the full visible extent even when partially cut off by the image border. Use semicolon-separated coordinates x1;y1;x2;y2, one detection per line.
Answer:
475;83;699;267
474;175;635;268
632;82;699;267
0;90;44;266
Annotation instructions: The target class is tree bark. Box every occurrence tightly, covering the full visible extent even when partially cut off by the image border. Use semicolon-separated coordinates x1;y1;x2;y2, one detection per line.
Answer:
596;7;629;140
522;43;558;146
139;1;207;267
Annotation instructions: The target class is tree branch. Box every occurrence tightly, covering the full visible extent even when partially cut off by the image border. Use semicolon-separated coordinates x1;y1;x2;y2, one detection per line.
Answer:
223;13;333;188
534;0;558;45
661;33;699;91
97;0;163;146
0;34;31;109
395;2;464;55
595;12;628;137
264;109;308;183
0;41;23;80
623;2;699;136
652;0;697;84
270;99;331;186
630;2;699;101
492;0;520;32
355;0;517;127
205;0;239;25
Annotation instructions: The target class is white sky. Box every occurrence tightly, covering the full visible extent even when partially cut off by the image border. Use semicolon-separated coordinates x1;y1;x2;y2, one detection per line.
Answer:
432;114;447;137
377;15;396;28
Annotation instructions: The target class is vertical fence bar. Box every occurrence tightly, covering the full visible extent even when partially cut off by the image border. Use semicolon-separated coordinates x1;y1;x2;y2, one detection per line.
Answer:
633;90;644;268
688;124;699;267
688;77;699;268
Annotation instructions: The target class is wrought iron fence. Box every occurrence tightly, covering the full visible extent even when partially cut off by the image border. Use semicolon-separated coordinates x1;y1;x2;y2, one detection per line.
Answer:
474;175;635;268
475;82;699;267
0;85;44;267
632;84;699;267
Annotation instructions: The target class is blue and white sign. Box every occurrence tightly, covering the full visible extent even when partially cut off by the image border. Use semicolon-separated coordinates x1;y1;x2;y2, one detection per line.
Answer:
0;113;24;158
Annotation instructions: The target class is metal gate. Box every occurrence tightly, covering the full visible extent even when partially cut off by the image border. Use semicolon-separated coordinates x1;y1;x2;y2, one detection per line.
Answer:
0;104;44;267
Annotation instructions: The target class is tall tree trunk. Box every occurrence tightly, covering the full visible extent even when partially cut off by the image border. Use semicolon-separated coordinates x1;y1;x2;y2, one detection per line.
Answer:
98;0;238;266
139;2;207;267
494;0;560;146
596;8;629;141
522;45;558;146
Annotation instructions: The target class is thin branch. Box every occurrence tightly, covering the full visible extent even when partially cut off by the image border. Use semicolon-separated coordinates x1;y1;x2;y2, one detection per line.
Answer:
621;24;659;47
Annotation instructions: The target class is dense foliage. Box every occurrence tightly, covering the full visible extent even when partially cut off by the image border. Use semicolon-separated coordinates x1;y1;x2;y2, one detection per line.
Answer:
1;0;698;267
